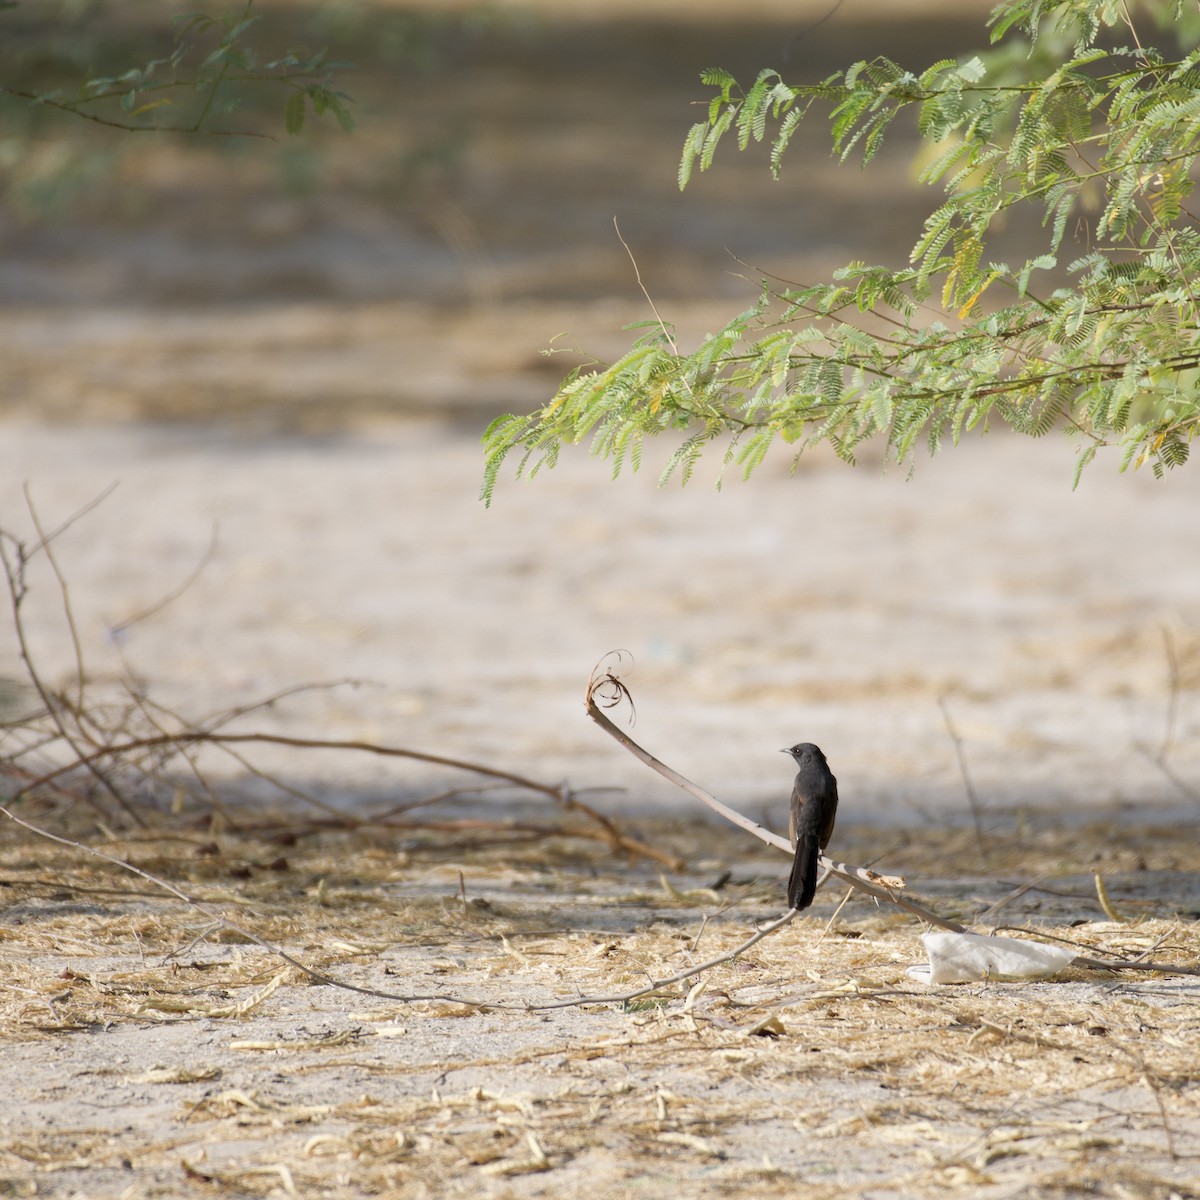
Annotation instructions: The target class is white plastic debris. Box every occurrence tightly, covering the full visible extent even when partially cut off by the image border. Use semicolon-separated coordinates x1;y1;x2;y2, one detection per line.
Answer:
907;930;1078;985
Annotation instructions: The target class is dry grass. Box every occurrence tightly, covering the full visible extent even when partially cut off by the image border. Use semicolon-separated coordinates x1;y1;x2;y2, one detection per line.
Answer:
1;807;1198;1199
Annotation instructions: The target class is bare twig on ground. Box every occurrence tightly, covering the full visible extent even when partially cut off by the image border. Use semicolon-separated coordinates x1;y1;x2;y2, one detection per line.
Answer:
23;484;90;711
1;516;146;827
109;521;220;636
937;694;988;865
531;909;801;1011
584;654;960;922
1158;625;1180;765
0;513;682;871
581;654;1200;980
1140;623;1200;807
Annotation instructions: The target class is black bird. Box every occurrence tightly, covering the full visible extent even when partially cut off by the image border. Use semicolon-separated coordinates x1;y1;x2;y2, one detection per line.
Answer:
782;742;838;910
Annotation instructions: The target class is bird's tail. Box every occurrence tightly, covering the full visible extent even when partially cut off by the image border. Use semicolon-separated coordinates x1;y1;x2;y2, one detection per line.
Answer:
787;833;821;911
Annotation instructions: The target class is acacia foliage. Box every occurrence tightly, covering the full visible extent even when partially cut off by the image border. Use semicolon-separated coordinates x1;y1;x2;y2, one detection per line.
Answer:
482;0;1200;501
0;0;353;141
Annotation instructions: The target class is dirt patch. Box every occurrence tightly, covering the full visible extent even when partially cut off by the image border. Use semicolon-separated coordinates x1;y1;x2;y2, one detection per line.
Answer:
2;808;1199;1199
3;420;1200;819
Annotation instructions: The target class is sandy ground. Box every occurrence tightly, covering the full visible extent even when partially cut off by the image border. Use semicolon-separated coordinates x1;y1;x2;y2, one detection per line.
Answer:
2;2;1199;1195
3;417;1200;821
3;417;1200;1199
2;800;1199;1200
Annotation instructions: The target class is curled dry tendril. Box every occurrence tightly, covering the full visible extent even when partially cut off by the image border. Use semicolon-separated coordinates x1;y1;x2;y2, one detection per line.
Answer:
588;649;636;723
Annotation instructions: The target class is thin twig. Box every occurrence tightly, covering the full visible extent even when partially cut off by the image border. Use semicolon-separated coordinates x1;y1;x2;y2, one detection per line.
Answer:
0;529;146;827
1138;1055;1179;1159
22;482;121;556
582;655;1200;976
109;522;220;636
195;678;381;735
1157;624;1180;765
1141;747;1200;808
937;694;988;865
614;218;680;359
0;87;275;138
23;484;89;711
530;909;800;1011
120;688;239;826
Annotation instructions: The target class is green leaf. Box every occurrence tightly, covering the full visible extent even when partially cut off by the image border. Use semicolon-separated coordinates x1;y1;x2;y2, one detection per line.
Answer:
1016;253;1056;297
284;90;306;136
679;122;707;189
481;0;1200;500
223;16;261;44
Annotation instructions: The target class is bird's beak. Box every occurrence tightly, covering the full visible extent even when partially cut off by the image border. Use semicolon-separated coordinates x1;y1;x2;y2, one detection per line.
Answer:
779;748;789;754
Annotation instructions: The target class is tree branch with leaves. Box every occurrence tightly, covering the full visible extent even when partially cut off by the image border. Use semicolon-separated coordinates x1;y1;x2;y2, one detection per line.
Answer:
0;0;353;141
482;0;1200;503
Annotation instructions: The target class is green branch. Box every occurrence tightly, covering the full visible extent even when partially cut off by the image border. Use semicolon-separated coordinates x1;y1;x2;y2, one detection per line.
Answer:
481;0;1200;503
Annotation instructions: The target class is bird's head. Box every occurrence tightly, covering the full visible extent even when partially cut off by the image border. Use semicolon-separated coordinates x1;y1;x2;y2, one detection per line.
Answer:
781;742;826;766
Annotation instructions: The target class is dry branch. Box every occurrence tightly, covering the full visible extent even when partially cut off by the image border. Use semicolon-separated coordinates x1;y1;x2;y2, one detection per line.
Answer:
584;656;949;917
529;908;801;1010
10;728;681;867
582;655;1200;980
0;509;681;870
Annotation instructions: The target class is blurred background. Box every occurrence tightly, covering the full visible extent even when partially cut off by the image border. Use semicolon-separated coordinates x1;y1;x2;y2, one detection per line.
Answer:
0;0;1002;425
2;0;1199;834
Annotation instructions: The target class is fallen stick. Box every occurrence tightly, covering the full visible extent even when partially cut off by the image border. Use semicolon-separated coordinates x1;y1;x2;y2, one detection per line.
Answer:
584;659;972;931
7;729;682;870
582;657;1200;977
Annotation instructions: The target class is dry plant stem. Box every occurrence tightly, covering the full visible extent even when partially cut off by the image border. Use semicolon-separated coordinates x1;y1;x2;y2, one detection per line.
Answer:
127;679;391;825
119;686;239;827
23;484;87;712
583;665;1200;977
369;782;520;820
109;521;219;636
583;666;958;923
615;217;679;359
937;694;988;865
1139;1055;1180;1160
10;730;681;869
0;86;276;138
1068;953;1200;976
1143;624;1200;807
196;678;379;736
1158;625;1180;764
530;908;801;1011
0;530;146;827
